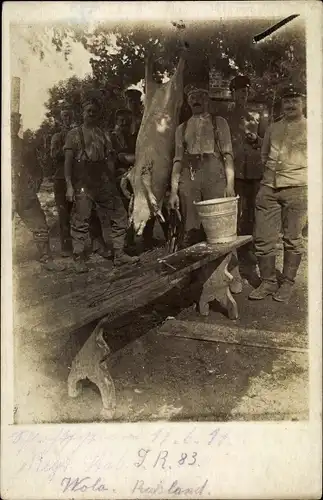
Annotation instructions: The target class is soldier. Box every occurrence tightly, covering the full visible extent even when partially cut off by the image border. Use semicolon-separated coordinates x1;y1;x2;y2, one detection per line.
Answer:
64;92;139;273
169;83;242;293
110;108;137;250
11;112;64;271
124;88;143;136
227;75;269;280
249;83;307;302
50;103;75;256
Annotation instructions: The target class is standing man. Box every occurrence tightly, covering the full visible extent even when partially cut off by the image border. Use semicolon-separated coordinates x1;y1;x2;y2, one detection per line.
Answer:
124;89;143;136
227;75;269;278
64;93;139;273
111;109;137;203
50;103;75;256
11;112;64;271
249;83;307;302
169;84;242;293
110;108;137;250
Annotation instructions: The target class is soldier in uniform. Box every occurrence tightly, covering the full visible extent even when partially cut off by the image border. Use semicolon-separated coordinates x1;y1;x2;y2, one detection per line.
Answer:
124;88;143;136
249;83;307;302
11;112;64;271
64;92;139;272
50;103;75;256
227;75;269;280
169;84;243;293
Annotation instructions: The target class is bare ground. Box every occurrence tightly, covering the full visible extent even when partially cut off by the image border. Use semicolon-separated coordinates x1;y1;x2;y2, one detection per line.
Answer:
12;184;308;423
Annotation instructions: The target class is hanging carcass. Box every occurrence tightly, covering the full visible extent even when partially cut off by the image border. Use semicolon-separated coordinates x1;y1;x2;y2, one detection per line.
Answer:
128;45;187;236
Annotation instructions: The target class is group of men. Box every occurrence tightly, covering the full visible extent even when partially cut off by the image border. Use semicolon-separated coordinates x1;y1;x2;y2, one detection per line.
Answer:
169;76;307;303
11;74;307;303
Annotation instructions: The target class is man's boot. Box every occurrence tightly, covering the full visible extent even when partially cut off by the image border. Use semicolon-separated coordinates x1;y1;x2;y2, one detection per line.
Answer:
37;241;65;272
61;239;73;258
73;253;89;273
113;250;140;267
249;254;278;300
273;251;302;303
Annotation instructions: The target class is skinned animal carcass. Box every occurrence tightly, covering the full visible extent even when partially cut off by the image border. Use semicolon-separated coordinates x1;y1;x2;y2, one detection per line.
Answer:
129;51;186;235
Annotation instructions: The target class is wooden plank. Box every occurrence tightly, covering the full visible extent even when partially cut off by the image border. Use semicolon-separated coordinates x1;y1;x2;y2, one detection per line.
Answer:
159;319;308;353
16;236;252;338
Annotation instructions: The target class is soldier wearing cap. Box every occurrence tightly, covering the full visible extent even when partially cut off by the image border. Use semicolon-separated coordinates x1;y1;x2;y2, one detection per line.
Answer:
227;74;269;281
50;102;75;256
124;88;143;136
249;83;307;302
169;83;243;293
11;112;64;271
64;91;139;272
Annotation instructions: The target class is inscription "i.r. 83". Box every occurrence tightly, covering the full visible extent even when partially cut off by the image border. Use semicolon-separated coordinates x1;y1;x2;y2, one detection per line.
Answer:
134;449;198;470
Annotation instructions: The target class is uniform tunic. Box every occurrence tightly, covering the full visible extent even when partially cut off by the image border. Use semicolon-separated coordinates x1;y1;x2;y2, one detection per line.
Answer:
51;129;73;249
64;125;127;256
254;116;307;256
226;105;268;242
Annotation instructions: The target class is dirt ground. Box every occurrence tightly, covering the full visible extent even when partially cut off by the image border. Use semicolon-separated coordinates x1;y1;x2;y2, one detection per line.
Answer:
12;183;308;424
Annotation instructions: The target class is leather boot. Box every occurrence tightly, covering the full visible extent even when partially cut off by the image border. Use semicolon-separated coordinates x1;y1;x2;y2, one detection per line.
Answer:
113;250;140;267
273;251;302;303
61;239;73;258
249;254;278;300
36;241;65;272
73;253;89;273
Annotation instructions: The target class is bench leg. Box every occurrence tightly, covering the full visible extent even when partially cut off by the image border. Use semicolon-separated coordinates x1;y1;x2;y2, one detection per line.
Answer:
197;253;239;320
67;319;116;420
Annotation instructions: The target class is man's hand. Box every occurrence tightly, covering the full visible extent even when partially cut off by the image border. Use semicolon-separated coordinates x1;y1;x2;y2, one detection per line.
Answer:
168;192;180;210
66;184;75;202
224;184;235;198
120;174;132;199
245;132;258;144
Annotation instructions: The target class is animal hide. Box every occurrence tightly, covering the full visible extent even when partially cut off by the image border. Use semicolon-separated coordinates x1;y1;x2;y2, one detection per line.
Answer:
129;52;186;235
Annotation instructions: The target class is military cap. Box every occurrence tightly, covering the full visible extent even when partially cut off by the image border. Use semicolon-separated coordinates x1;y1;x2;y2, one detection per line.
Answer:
60;102;73;112
229;75;251;92
81;89;103;109
115;108;132;120
124;89;142;103
279;83;306;99
184;83;209;97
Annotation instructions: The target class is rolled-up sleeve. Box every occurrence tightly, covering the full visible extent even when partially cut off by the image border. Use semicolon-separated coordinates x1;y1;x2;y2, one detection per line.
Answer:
173;124;184;163
64;129;78;153
261;126;271;165
50;133;62;160
216;116;233;158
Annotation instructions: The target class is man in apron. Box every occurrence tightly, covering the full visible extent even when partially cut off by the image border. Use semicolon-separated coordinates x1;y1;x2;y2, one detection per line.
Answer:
227;75;269;282
12;112;64;271
249;83;307;303
169;84;242;293
64;93;139;273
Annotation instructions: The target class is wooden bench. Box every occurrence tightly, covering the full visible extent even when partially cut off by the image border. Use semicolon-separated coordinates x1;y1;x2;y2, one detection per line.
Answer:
65;235;252;419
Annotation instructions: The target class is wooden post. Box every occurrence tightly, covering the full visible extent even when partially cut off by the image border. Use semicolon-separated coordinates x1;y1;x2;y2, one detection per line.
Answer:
11;76;21;114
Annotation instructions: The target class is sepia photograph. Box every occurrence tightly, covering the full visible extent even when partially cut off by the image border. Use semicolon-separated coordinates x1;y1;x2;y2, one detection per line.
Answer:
2;2;322;498
7;7;311;427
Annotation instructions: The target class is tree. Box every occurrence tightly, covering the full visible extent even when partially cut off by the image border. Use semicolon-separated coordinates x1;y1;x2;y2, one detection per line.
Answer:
29;17;306;175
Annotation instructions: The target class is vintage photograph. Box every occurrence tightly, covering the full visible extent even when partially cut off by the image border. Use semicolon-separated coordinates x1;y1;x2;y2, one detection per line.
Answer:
9;11;308;425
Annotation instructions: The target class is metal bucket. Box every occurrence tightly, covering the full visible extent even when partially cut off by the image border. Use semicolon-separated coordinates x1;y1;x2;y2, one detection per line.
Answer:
194;196;239;244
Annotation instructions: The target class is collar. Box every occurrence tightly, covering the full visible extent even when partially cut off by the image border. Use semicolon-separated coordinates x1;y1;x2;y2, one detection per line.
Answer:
190;112;211;120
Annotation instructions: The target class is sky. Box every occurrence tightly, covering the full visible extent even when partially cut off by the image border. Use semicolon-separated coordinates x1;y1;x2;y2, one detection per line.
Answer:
10;25;92;131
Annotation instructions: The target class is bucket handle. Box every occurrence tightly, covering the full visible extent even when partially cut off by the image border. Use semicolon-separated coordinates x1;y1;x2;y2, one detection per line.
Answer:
193;195;240;206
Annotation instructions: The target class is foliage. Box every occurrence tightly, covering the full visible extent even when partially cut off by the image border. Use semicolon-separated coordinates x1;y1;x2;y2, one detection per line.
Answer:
24;17;306;174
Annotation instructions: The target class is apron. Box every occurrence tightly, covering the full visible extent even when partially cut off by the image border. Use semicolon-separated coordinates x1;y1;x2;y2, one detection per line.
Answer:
178;115;227;238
